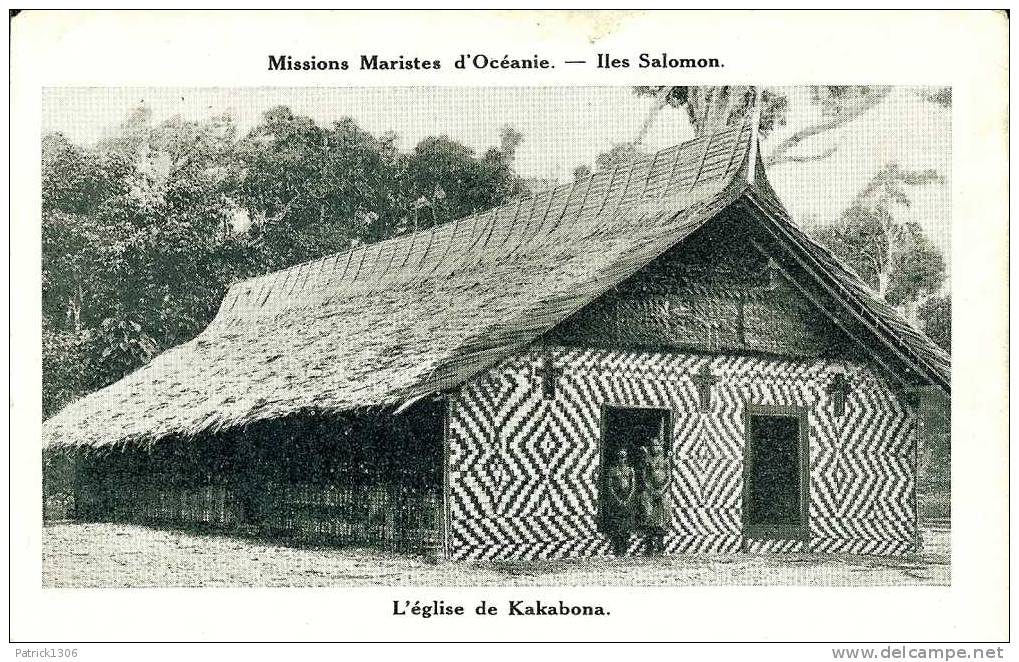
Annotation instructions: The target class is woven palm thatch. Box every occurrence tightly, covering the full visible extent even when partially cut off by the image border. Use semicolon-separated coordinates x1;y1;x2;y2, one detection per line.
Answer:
745;171;951;390
43;115;948;449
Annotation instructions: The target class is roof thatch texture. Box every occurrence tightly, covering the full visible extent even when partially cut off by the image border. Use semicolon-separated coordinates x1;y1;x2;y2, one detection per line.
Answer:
43;115;948;450
44;119;755;448
745;171;951;390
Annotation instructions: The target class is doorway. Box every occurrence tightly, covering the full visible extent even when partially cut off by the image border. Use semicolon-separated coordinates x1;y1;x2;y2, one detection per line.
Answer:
743;405;809;539
599;406;670;532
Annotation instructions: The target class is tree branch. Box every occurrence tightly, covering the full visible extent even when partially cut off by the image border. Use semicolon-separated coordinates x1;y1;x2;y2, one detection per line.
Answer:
633;86;674;146
719;85;751;131
768;145;839;167
765;87;892;166
263;192;304;225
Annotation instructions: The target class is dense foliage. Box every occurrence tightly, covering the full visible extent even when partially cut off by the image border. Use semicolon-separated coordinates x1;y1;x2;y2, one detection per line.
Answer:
42;106;526;417
811;165;947;330
44;90;951;425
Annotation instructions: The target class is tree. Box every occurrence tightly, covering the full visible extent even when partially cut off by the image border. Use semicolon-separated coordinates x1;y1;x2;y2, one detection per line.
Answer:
572;86;893;179
918;294;951;352
919;86;952;108
42;105;531;416
235;107;403;267
42;111;248;416
42;132;134;216
498;125;524;164
402;133;526;230
571;143;646;179
632;85;786;140
572;164;593;180
631;85;892;167
811;164;946;324
235;107;528;256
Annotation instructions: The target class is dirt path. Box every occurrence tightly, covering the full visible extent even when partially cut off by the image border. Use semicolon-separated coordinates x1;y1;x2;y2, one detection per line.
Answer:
43;522;950;588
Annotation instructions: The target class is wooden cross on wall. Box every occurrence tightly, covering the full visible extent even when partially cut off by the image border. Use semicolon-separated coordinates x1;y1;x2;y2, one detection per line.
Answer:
692;363;718;412
827;371;851;417
535;356;563;398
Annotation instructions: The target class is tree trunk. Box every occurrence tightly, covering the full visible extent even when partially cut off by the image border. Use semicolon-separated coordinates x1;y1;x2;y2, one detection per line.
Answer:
69;279;83;333
633;86;673;146
685;86;752;137
876;271;890;301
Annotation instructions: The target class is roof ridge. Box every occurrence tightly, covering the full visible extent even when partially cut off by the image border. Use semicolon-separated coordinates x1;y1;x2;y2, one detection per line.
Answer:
43;118;759;448
225;123;747;291
742;182;950;391
215;122;753;322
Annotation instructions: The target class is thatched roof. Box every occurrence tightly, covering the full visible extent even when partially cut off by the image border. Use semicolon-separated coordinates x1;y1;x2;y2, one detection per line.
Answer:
745;170;951;393
43;116;949;449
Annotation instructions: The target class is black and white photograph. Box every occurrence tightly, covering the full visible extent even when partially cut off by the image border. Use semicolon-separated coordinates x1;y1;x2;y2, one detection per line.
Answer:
39;84;952;587
8;8;1008;650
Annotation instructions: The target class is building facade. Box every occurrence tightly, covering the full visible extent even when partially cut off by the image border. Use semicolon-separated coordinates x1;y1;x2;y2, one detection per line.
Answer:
446;225;920;560
42;117;947;562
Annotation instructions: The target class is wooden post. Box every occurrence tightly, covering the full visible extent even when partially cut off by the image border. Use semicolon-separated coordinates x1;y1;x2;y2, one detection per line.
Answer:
430;395;452;563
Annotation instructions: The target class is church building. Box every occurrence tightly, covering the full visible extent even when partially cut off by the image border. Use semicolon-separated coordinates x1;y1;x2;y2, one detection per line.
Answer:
43;114;949;561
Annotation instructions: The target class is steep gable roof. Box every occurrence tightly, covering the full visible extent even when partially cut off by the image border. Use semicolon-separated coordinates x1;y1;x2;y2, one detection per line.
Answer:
42;116;947;449
745;163;950;391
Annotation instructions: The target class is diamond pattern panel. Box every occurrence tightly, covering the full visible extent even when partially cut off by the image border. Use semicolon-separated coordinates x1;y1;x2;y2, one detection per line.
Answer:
447;347;918;561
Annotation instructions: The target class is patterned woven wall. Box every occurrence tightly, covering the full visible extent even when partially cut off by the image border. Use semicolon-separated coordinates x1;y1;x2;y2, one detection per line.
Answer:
545;217;848;361
447;346;918;561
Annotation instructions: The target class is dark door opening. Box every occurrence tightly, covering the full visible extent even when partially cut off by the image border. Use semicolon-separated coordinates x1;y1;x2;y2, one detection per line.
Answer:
743;406;808;539
599;406;669;533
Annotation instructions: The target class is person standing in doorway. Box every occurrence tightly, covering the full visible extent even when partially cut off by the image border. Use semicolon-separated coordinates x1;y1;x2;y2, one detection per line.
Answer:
604;448;635;557
639;438;669;555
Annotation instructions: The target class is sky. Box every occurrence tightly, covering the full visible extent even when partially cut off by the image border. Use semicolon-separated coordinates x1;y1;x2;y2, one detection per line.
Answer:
42;86;951;259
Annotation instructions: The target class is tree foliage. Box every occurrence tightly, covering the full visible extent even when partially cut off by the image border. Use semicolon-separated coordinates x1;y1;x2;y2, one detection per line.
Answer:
633;85;789;139
403;133;526;230
630;85;895;168
811;164;946;323
918;294;951;353
42;107;525;417
575;86;893;178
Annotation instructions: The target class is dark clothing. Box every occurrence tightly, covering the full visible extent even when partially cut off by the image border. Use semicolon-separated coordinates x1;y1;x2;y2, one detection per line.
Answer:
638;449;669;555
604;460;635;556
639;451;669;532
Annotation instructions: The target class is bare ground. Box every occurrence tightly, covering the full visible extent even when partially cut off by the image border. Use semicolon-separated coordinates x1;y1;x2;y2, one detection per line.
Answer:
43;522;950;588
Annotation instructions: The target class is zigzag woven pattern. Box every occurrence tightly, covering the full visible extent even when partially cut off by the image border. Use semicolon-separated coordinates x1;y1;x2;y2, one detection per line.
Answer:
744;538;806;554
447;346;918;561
